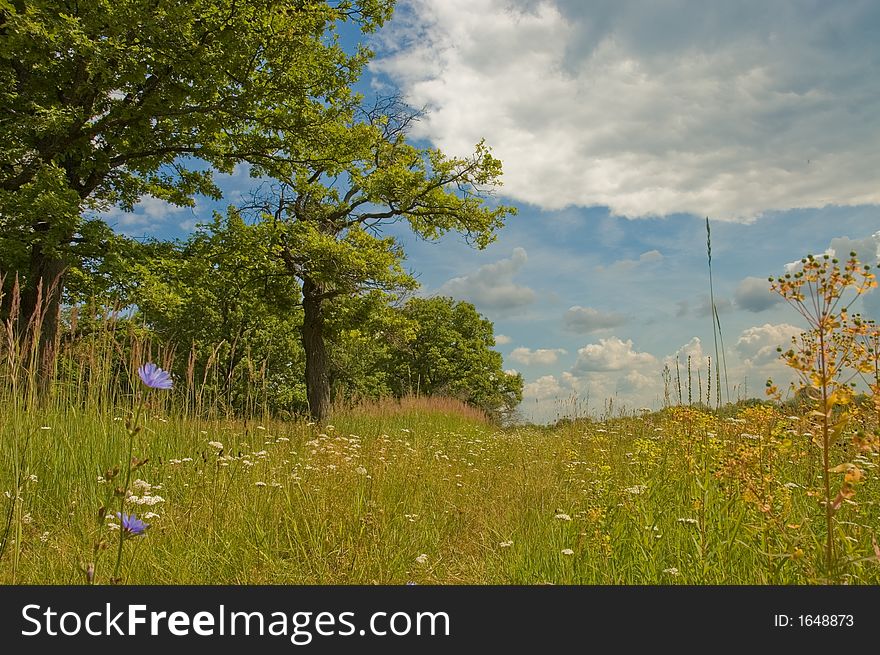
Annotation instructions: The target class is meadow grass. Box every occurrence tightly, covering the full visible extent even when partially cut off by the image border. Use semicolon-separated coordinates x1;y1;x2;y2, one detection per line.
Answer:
2;268;878;585
3;396;878;584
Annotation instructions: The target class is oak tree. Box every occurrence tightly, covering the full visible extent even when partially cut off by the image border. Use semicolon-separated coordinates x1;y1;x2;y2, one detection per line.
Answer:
249;98;515;420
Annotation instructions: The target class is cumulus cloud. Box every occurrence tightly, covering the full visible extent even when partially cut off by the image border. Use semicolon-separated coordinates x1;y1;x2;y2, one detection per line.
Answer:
102;195;187;232
374;0;880;220
563;306;625;333
509;347;567;366
620;370;655;392
494;334;512;345
523;374;568;400
735;276;781;312
571;337;657;373
828;231;880;264
437;247;536;313
664;337;710;370
736;323;802;367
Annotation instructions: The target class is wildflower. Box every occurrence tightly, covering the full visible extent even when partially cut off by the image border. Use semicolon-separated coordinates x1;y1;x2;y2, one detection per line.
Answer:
255;482;267;487
355;466;368;476
208;441;224;450
40;426;51;430
143;512;160;520
40;531;50;543
663;567;680;576
677;518;698;525
561;548;574;556
499;540;514;548
415;554;429;565
137;362;173;390
116;512;149;537
554;513;572;521
131;495;164;506
624;485;647;495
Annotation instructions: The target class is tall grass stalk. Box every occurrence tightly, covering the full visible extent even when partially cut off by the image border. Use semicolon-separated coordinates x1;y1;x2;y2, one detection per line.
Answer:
706;218;730;408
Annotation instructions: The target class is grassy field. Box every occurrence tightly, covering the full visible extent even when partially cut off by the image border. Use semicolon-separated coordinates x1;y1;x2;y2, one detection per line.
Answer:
3;395;878;585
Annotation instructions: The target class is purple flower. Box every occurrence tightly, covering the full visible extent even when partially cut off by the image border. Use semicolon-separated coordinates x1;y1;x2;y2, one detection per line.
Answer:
117;512;149;537
138;362;172;390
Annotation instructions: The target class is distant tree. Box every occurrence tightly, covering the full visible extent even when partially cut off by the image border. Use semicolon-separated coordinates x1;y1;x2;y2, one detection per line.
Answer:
392;296;523;419
325;289;414;402
0;0;392;387
249;98;515;420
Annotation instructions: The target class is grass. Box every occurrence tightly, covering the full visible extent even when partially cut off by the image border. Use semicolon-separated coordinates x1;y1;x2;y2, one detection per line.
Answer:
2;264;879;585
3;396;878;584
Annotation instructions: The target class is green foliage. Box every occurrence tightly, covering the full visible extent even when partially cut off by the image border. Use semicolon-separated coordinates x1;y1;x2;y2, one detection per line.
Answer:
0;0;392;291
120;211;308;415
391;296;524;419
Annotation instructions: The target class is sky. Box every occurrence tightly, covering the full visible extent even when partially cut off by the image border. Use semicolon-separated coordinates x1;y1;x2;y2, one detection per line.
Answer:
106;0;880;423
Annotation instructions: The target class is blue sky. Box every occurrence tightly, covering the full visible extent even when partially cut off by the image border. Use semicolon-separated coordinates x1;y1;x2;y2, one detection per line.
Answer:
105;1;880;422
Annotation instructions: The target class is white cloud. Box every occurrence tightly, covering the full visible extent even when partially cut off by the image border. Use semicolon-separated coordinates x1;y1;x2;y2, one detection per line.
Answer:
374;0;880;220
523;374;567;400
509;347;567;366
828;231;880;264
494;334;512;345
736;323;802;367
102;195;187;232
735;276;781;312
437;247;536;314
621;370;655;391
563;306;625;333
571;337;657;373
664;337;710;371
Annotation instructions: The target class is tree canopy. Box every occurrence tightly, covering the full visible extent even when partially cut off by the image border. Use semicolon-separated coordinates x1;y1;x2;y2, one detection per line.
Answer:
0;0;393;382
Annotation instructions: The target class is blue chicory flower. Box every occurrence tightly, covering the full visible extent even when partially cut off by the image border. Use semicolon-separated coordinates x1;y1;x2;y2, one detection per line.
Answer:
137;362;173;390
117;512;149;537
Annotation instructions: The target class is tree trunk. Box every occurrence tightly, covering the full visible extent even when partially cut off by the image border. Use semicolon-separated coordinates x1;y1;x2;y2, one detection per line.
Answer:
301;278;330;421
18;242;66;397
